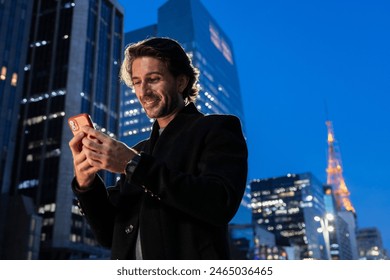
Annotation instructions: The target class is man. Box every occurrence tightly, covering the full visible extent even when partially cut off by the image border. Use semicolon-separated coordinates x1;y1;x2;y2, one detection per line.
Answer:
69;37;248;259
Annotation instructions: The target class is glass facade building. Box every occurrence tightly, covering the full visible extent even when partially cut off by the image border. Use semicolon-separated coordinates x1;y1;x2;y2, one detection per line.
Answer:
250;173;330;259
228;223;288;260
357;227;388;260
120;0;245;147
0;0;33;202
0;0;35;260
1;0;123;259
323;184;358;259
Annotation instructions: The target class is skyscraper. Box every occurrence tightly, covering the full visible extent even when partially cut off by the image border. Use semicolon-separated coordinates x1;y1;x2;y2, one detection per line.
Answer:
323;184;357;259
250;173;329;260
357;227;388;260
120;0;245;146
0;0;35;260
0;0;33;207
1;0;123;259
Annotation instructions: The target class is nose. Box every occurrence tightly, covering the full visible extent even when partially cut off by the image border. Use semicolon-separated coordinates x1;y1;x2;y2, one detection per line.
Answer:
137;80;151;97
141;81;150;94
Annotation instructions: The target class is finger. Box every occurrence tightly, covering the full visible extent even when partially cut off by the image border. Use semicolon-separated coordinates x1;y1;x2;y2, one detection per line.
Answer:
82;137;102;152
73;150;88;166
84;146;119;172
74;150;100;172
81;145;102;164
74;161;100;183
76;159;100;174
81;126;108;142
69;132;85;155
73;151;92;175
84;147;104;163
85;155;104;170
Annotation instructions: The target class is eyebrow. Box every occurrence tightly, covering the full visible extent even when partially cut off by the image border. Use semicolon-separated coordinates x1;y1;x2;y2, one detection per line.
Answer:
132;71;163;80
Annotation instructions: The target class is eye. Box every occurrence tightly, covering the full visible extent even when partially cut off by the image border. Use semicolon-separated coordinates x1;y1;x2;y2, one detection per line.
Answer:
148;76;161;83
132;80;141;86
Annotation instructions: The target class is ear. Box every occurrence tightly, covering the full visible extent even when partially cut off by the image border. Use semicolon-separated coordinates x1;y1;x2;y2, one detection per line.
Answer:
177;75;189;94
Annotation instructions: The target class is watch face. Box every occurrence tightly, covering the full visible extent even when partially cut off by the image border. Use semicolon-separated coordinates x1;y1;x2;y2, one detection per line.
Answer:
126;163;136;174
126;154;141;175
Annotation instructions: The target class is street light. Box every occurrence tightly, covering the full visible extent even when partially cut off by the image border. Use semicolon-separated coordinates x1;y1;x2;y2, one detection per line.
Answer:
314;213;334;259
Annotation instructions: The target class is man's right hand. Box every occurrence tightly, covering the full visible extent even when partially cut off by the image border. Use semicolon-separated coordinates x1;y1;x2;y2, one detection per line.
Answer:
69;130;99;188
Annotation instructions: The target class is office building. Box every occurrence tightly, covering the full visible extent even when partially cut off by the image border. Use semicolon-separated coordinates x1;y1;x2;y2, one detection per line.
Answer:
1;0;123;259
0;0;33;200
228;223;287;260
323;184;357;259
0;0;35;259
250;173;330;259
228;224;252;260
337;211;359;259
357;227;387;260
0;0;34;195
120;0;245;146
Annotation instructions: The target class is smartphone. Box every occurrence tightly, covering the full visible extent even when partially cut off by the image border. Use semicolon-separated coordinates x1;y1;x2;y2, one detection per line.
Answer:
68;113;94;135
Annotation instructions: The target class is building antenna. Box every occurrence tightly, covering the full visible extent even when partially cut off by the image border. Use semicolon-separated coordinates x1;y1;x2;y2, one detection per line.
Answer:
325;104;355;214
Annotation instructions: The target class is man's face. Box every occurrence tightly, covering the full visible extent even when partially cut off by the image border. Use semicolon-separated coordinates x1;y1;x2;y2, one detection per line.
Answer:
131;56;184;125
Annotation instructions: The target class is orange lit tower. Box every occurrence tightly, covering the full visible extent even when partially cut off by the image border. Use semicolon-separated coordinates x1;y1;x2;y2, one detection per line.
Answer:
326;120;355;214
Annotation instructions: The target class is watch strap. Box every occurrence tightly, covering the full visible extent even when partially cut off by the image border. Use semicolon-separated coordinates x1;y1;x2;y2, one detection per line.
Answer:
125;153;142;177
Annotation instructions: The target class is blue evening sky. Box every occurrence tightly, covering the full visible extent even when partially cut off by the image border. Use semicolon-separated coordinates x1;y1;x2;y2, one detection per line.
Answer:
118;0;390;252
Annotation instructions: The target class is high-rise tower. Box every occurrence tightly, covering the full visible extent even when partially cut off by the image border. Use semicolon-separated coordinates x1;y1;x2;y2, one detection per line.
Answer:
1;0;123;259
0;1;34;259
250;173;329;260
325;120;355;214
0;0;33;195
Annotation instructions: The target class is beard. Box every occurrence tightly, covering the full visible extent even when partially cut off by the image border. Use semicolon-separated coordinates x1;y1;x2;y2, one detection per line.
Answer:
141;91;182;120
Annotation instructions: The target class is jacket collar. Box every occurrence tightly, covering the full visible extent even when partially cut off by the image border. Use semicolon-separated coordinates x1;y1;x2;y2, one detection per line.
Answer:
148;102;202;154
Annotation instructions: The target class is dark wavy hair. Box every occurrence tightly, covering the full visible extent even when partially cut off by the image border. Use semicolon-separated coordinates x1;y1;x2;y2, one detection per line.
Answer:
120;37;200;104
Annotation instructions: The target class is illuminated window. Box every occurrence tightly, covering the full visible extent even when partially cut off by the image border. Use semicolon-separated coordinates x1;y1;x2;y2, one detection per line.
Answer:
11;73;18;86
123;129;139;136
64;2;76;9
0;66;6;80
43;218;54;226
18;179;39;189
26;154;33;162
220;39;233;64
209;24;233;65
44;203;56;212
124;108;140;117
70;234;81;243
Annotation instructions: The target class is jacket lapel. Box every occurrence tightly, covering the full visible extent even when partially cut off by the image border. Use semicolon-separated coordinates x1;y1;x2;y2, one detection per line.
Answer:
141;103;203;156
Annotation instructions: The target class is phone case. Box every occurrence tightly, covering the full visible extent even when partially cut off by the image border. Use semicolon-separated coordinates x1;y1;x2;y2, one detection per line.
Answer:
68;113;94;135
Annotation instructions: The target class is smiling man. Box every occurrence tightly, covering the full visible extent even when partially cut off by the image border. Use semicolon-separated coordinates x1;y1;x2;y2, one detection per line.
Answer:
69;37;248;259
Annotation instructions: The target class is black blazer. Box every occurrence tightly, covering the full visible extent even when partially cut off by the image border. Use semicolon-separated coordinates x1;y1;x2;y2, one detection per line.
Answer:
73;103;248;259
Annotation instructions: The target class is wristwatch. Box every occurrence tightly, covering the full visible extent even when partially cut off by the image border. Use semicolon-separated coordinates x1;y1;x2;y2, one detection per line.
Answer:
125;153;142;176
